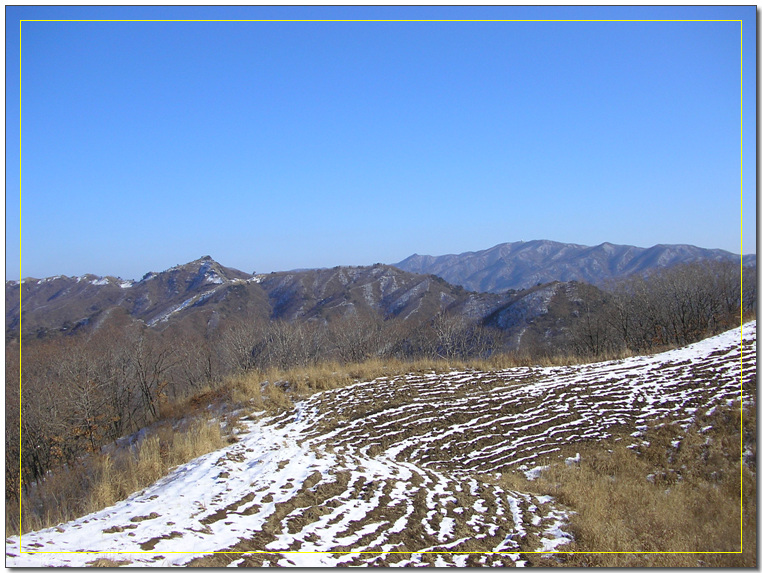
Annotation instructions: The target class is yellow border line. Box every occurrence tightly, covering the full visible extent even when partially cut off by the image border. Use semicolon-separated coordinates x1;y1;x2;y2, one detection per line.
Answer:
739;17;744;556
16;17;747;560
18;17;23;551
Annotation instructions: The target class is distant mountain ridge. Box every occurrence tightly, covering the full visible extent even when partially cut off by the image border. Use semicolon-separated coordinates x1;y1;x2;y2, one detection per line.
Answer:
7;257;596;353
8;258;509;339
8;240;754;347
394;240;756;293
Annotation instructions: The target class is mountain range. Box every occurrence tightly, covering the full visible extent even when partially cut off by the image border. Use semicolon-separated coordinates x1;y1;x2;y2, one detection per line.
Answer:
394;239;755;293
6;258;597;354
7;240;754;345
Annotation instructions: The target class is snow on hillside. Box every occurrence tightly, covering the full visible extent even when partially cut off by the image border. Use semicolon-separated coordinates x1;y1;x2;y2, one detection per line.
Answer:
145;285;227;326
7;322;755;567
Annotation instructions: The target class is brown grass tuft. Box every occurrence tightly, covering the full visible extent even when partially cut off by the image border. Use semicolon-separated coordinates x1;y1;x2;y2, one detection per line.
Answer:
495;402;756;567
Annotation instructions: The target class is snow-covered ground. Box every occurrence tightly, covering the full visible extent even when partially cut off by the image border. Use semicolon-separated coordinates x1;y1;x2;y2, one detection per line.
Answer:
7;322;755;567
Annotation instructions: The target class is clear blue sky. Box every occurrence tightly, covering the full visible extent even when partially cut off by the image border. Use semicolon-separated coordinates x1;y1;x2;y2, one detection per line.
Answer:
6;5;756;280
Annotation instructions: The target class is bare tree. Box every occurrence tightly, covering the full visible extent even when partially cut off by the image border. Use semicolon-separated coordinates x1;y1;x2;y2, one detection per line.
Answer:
217;317;267;373
330;312;386;364
605;261;747;353
124;326;177;421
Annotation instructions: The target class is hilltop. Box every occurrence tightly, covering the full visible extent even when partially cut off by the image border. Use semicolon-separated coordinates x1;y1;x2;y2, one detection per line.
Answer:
7;321;756;567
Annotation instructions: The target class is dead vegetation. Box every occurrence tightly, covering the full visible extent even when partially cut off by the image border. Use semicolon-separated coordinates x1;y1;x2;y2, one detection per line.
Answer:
8;416;225;536
181;326;755;567
488;398;756;567
9;321;755;568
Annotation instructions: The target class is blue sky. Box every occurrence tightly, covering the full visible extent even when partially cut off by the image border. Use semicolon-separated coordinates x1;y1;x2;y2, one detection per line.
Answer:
6;5;756;280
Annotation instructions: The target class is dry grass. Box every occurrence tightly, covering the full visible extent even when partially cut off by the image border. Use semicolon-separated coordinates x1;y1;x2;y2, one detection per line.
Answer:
185;344;686;419
220;357;474;413
470;347;638;370
492;401;756;567
10;331;754;553
89;419;225;513
9;416;225;536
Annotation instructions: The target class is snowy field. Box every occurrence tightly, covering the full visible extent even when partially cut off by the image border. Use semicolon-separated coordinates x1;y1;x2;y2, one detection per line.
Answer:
6;322;755;567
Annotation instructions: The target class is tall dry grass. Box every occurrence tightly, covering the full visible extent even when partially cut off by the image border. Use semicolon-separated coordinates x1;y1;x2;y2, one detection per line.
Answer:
494;402;756;567
221;357;472;412
8;417;225;536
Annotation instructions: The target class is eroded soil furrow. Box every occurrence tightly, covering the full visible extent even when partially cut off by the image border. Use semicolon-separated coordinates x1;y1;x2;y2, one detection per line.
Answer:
298;338;750;477
9;323;754;567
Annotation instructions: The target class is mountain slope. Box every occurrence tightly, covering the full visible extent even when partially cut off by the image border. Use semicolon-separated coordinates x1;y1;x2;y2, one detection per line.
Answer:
256;264;512;324
7;322;755;567
7;256;271;338
8;260;595;349
395;240;755;293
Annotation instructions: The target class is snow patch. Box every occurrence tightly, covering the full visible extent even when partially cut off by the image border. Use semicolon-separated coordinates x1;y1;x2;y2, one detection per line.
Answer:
565;453;580;466
524;465;549;480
